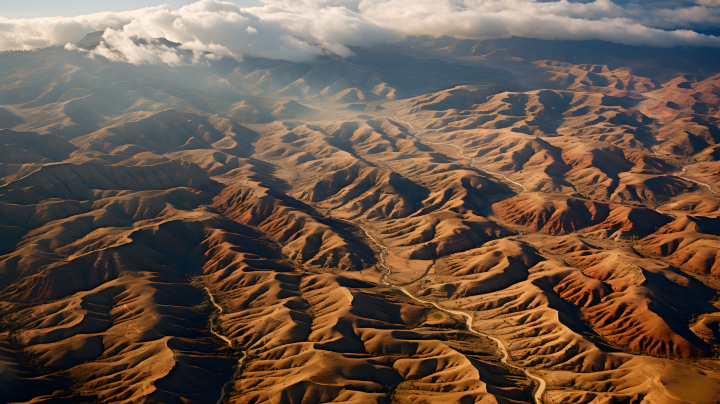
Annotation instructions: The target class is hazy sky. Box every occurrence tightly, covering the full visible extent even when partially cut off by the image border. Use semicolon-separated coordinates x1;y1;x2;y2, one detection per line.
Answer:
0;0;262;18
1;0;719;65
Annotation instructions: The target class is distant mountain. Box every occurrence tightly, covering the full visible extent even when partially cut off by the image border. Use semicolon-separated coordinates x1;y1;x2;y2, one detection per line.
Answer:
1;35;720;404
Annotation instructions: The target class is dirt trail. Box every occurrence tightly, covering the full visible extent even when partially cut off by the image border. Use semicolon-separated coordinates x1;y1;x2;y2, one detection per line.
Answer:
354;223;546;403
205;287;247;404
391;113;527;192
677;166;718;197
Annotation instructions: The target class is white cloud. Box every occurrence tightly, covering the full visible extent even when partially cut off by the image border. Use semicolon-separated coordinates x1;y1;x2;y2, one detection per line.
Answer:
1;0;719;65
696;0;720;7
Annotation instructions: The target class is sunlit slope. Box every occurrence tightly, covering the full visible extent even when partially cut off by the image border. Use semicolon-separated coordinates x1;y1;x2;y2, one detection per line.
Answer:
0;38;719;404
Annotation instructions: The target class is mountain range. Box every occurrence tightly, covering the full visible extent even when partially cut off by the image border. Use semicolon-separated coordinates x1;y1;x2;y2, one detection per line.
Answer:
0;34;719;404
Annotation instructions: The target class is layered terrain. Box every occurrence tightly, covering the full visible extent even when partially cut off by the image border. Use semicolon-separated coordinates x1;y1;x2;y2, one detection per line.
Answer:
1;37;720;404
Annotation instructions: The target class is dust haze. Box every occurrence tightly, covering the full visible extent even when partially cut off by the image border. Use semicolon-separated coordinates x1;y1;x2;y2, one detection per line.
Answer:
1;2;720;404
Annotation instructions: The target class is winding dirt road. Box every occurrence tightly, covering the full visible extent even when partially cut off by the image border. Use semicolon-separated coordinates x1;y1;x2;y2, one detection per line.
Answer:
354;223;546;403
677;166;718;197
654;166;719;216
205;287;247;404
391;113;527;192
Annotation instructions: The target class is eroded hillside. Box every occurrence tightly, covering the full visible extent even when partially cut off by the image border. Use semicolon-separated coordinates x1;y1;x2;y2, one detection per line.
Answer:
1;39;720;404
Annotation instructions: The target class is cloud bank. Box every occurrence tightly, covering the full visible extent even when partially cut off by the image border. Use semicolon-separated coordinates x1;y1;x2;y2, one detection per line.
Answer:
1;0;720;64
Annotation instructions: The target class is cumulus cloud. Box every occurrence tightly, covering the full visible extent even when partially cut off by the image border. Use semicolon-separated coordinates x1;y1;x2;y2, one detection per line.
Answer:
1;0;720;65
696;0;720;6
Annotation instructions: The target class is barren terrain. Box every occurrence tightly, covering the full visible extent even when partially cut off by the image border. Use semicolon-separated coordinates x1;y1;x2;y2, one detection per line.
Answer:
1;37;720;404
